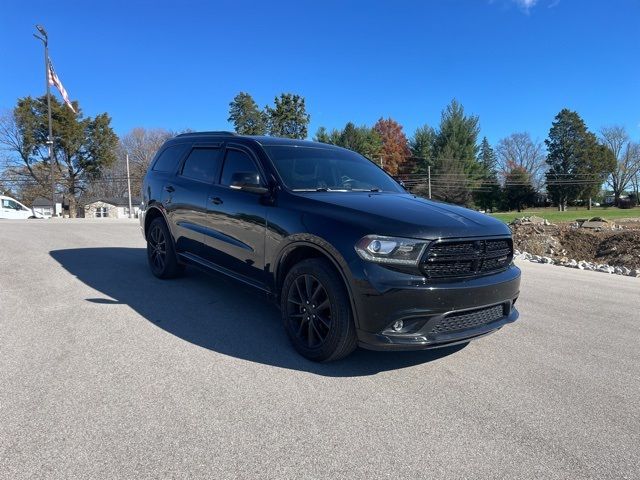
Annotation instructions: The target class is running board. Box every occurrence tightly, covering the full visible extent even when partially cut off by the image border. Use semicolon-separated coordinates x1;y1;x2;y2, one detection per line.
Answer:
177;252;271;294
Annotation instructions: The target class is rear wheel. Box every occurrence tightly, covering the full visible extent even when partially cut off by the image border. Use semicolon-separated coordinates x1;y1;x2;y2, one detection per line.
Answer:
147;217;183;279
281;258;357;362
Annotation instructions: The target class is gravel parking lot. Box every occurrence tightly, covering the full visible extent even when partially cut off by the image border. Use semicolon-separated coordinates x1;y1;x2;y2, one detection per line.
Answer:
1;219;639;479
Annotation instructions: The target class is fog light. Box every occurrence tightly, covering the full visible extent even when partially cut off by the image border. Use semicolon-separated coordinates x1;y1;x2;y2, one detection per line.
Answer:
392;320;404;332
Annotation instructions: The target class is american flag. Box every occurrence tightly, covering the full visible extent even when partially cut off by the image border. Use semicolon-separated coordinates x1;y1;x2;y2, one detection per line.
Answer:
47;59;76;113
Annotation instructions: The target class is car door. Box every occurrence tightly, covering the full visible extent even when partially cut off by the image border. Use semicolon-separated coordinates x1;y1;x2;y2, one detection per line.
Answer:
16;201;32;219
201;145;268;285
1;198;21;219
163;145;223;256
1;198;11;218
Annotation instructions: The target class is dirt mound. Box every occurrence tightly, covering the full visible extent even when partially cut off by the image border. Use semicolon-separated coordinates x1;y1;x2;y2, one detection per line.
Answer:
510;220;640;269
594;232;640;267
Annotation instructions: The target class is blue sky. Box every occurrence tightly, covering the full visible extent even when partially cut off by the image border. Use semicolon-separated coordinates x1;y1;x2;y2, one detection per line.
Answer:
1;0;638;146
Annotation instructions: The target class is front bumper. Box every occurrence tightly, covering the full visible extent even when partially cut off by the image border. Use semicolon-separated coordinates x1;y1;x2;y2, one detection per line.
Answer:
357;304;518;350
350;263;521;351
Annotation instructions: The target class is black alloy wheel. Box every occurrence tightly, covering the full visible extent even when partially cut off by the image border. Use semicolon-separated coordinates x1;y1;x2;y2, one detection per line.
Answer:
287;274;332;348
146;217;183;279
281;258;357;362
148;222;167;273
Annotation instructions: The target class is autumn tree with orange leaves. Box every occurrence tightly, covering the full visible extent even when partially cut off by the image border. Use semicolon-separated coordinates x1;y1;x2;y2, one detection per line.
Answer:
373;117;411;175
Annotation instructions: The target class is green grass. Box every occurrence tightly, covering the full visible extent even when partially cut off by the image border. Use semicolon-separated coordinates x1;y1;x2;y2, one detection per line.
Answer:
489;206;640;224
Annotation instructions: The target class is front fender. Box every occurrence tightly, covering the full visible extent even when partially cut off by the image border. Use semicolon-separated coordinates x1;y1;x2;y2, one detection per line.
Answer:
273;234;362;329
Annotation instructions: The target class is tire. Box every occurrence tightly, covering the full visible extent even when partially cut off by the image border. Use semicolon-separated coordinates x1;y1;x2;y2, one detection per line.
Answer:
281;258;357;362
146;217;183;279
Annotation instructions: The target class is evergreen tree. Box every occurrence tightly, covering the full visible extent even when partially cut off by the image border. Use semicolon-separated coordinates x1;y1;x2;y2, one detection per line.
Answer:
228;92;266;135
314;127;333;143
314;123;381;160
580;143;616;208
474;137;501;212
265;93;310;139
410;125;435;174
339;122;382;160
8;96;118;217
545;109;614;210
430;99;481;205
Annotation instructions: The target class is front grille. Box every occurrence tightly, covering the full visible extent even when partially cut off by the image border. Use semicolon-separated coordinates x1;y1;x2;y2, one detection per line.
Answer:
428;305;505;335
421;238;513;279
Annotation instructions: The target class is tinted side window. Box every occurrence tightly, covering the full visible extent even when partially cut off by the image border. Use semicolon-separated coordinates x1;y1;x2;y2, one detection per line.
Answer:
221;150;261;186
152;144;189;172
180;148;223;183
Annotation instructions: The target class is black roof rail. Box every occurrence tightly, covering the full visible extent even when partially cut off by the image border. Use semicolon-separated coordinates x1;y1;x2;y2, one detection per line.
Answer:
175;131;237;138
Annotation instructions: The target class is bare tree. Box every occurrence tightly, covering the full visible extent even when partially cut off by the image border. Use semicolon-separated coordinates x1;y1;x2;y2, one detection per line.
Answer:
83;127;178;202
600;126;640;205
118;127;173;195
0;110;49;188
496;132;546;190
631;171;639;202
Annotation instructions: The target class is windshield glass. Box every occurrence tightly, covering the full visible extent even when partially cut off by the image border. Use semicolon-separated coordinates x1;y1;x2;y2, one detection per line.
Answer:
263;145;404;193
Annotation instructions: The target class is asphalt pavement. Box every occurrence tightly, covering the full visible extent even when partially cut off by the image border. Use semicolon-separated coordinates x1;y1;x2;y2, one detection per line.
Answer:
0;219;638;479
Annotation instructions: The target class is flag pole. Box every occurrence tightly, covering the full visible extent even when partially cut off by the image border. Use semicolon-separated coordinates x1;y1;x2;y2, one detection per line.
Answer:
34;25;55;217
126;154;133;218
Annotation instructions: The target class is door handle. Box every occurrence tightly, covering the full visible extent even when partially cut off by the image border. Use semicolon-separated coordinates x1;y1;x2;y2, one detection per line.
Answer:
209;196;223;205
164;185;175;193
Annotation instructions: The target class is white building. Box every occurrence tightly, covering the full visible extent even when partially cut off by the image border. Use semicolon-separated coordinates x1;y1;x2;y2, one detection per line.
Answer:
84;197;141;219
31;197;61;218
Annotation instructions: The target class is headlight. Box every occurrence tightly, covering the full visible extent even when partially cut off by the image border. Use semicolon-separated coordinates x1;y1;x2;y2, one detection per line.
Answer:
355;235;429;266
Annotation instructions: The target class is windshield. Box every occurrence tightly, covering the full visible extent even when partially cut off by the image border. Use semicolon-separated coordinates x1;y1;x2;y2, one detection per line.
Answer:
263;145;404;193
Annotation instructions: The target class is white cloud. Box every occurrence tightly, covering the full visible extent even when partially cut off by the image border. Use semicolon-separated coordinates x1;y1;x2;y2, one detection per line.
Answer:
514;0;539;12
490;0;559;14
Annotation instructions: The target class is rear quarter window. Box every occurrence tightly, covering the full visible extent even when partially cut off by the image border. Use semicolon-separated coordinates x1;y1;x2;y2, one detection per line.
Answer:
152;144;189;173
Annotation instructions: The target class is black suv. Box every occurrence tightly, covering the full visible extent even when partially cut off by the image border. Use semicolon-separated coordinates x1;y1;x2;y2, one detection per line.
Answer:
140;132;520;361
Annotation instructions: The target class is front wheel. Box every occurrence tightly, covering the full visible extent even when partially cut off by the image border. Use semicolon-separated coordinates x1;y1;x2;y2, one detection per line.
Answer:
281;258;357;362
146;217;183;279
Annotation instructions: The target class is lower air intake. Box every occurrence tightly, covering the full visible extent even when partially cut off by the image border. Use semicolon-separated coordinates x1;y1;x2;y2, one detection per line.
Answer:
428;304;505;335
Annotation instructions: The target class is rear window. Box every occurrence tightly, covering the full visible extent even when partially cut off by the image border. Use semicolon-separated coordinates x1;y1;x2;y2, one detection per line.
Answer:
152;144;189;173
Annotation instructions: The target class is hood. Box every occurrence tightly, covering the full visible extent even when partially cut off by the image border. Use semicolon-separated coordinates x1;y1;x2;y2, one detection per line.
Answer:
295;192;511;239
30;208;44;219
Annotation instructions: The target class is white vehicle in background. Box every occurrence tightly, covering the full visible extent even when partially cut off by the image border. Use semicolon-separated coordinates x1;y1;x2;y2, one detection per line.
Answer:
0;195;44;219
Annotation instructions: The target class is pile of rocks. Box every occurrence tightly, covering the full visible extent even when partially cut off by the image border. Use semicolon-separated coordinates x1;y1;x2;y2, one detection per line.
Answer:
569;217;625;231
514;249;640;277
509;215;552;226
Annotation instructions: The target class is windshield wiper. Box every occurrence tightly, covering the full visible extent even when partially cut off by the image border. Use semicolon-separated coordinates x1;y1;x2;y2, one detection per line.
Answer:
292;187;381;192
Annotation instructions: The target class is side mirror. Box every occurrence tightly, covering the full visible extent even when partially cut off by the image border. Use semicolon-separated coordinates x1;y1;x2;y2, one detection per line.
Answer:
229;171;269;195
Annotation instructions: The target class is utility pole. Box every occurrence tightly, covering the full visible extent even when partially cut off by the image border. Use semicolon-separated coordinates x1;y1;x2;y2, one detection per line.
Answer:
428;165;432;199
126;154;133;218
33;25;55;217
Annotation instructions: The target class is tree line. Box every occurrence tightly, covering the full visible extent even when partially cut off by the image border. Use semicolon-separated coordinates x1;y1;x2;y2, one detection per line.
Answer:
228;92;640;211
1;92;639;215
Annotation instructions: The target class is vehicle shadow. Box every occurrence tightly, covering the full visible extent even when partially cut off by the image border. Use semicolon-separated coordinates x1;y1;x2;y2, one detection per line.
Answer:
50;248;466;377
